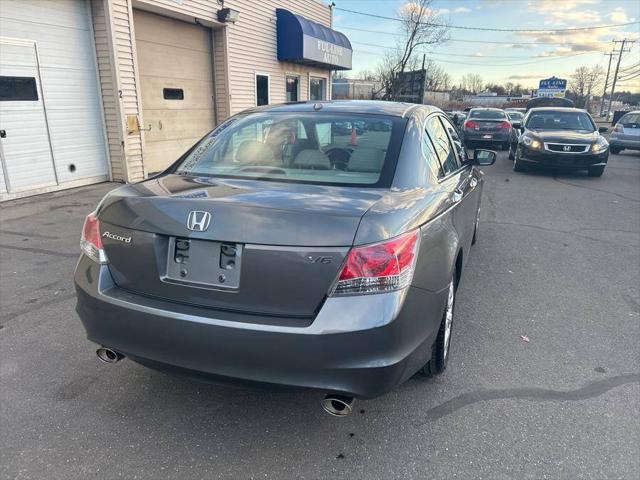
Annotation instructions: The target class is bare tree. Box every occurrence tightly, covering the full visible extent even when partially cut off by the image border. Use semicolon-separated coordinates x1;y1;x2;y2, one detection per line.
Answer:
460;73;484;94
570;65;604;108
424;60;451;91
373;0;449;100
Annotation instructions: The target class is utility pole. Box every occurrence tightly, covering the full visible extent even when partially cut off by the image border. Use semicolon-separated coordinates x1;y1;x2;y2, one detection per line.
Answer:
607;39;635;117
599;51;616;116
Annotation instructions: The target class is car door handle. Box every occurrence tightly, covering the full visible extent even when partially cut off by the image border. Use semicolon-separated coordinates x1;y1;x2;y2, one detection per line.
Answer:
469;177;478;188
0;129;6;138
453;188;464;203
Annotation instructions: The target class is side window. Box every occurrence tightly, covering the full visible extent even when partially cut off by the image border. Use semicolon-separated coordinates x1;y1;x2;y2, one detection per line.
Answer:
440;116;466;165
425;116;459;176
422;125;444;177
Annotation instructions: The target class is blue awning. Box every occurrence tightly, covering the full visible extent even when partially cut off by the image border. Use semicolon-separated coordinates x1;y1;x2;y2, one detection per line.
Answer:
276;9;352;70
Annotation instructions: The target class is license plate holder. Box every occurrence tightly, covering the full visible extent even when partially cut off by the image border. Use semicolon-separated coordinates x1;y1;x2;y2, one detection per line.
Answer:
482;134;493;139
163;238;242;289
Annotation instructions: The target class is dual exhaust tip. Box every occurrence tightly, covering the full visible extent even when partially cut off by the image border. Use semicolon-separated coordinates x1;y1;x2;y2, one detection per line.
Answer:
95;348;354;416
96;347;124;364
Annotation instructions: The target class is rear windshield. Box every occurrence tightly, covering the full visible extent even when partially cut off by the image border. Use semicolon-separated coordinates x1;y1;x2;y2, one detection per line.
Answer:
526;111;595;132
469;110;507;120
175;112;405;187
619;113;640;127
507;112;524;121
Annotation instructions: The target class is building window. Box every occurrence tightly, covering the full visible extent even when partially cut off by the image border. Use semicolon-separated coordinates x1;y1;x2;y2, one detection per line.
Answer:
256;74;269;106
163;88;184;100
310;77;326;101
285;75;299;102
0;76;38;101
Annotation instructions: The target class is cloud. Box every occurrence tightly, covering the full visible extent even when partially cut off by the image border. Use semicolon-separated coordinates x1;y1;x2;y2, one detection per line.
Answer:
607;8;628;23
507;73;550;80
526;0;603;24
453;7;471;13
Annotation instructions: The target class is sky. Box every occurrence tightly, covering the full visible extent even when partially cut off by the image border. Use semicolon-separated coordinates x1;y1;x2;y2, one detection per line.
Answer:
330;0;640;91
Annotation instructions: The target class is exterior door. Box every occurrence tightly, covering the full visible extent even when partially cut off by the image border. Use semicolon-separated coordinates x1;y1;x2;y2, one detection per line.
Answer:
134;9;216;175
0;41;57;193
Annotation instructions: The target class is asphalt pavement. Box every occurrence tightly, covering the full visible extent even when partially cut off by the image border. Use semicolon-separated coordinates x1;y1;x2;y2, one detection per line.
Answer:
1;150;639;479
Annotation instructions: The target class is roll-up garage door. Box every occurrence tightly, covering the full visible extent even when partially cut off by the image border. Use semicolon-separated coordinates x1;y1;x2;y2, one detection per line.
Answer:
133;10;216;174
0;0;109;200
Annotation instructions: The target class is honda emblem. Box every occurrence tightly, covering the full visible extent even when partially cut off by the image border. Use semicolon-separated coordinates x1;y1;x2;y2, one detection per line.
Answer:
563;145;571;152
186;211;211;232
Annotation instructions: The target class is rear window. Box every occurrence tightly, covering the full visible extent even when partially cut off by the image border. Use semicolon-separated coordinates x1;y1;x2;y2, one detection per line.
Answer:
175;112;405;187
507;112;524;121
469;110;507;120
619;113;640;127
526;111;595;131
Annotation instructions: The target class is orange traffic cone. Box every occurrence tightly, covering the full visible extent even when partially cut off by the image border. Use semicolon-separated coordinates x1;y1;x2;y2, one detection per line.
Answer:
349;126;358;146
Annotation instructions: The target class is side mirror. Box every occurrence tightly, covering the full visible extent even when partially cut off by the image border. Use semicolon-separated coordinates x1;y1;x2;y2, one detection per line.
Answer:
598;126;608;133
473;149;496;166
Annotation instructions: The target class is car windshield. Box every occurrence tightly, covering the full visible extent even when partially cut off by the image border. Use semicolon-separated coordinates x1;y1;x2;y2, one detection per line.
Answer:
526;111;595;131
469;110;507;120
619;113;640;127
507;112;524;121
175;112;403;187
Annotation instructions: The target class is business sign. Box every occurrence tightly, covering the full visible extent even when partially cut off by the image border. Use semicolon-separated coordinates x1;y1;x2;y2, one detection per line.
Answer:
538;77;567;98
302;35;352;70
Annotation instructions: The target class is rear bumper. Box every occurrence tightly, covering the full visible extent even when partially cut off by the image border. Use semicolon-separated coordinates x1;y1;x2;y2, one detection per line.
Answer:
74;256;446;398
519;146;608;169
464;131;510;144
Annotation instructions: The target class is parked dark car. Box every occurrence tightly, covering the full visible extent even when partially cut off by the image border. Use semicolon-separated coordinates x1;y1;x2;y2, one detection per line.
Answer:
525;96;574;111
74;101;496;416
513;107;609;176
609;111;640;154
506;111;525;160
463;108;511;150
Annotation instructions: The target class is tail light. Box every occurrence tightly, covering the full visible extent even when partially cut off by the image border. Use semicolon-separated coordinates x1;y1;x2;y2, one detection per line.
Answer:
80;212;108;264
330;230;420;296
499;121;511;129
464;120;479;130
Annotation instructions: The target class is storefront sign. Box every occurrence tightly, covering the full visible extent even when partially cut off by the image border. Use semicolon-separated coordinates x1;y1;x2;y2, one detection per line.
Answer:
538;77;567;98
302;35;352;70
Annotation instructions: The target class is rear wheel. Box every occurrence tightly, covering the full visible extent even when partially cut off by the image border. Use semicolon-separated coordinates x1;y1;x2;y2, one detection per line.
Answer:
508;144;515;160
588;165;605;177
610;146;622;154
422;274;456;376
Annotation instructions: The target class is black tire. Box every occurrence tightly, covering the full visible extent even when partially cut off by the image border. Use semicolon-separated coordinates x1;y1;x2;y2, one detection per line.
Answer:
421;272;457;376
610;146;622;154
471;208;479;245
508;145;515;160
588;166;605;177
513;156;527;172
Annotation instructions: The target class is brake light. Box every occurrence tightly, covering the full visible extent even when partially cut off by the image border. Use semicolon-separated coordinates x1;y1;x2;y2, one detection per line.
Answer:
499;121;511;129
80;212;107;264
330;230;420;296
464;120;479;130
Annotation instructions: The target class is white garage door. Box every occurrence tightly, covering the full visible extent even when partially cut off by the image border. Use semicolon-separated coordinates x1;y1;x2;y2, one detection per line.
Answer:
0;0;108;199
133;9;216;174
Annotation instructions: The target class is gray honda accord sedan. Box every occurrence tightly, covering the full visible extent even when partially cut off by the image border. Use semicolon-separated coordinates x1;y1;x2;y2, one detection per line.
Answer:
74;101;495;415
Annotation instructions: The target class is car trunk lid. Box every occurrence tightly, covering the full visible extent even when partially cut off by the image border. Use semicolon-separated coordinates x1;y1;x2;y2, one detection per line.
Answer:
97;175;383;318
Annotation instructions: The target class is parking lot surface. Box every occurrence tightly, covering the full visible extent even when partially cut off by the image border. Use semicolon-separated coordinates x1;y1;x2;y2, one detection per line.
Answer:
1;150;639;479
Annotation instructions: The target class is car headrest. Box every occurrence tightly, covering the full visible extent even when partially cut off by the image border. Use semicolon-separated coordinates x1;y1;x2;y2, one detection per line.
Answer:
347;148;385;173
293;149;331;170
235;140;275;165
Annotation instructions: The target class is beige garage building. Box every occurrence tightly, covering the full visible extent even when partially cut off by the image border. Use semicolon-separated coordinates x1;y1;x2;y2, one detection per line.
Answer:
0;0;351;200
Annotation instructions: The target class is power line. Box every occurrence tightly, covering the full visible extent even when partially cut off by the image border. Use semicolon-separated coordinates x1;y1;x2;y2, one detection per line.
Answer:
334;6;640;32
350;40;601;59
339;25;617;47
608;39;636;114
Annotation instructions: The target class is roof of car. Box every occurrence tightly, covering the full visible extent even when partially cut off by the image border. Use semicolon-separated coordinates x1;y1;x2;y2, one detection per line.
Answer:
241;100;440;118
528;107;587;113
469;107;504;111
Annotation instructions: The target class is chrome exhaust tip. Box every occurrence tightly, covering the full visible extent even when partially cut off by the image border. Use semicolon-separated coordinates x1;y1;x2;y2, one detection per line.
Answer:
321;394;355;417
96;347;124;364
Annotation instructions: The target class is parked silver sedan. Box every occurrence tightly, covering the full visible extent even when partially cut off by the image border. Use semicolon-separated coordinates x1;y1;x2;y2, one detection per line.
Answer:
74;101;496;416
609;111;640;154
